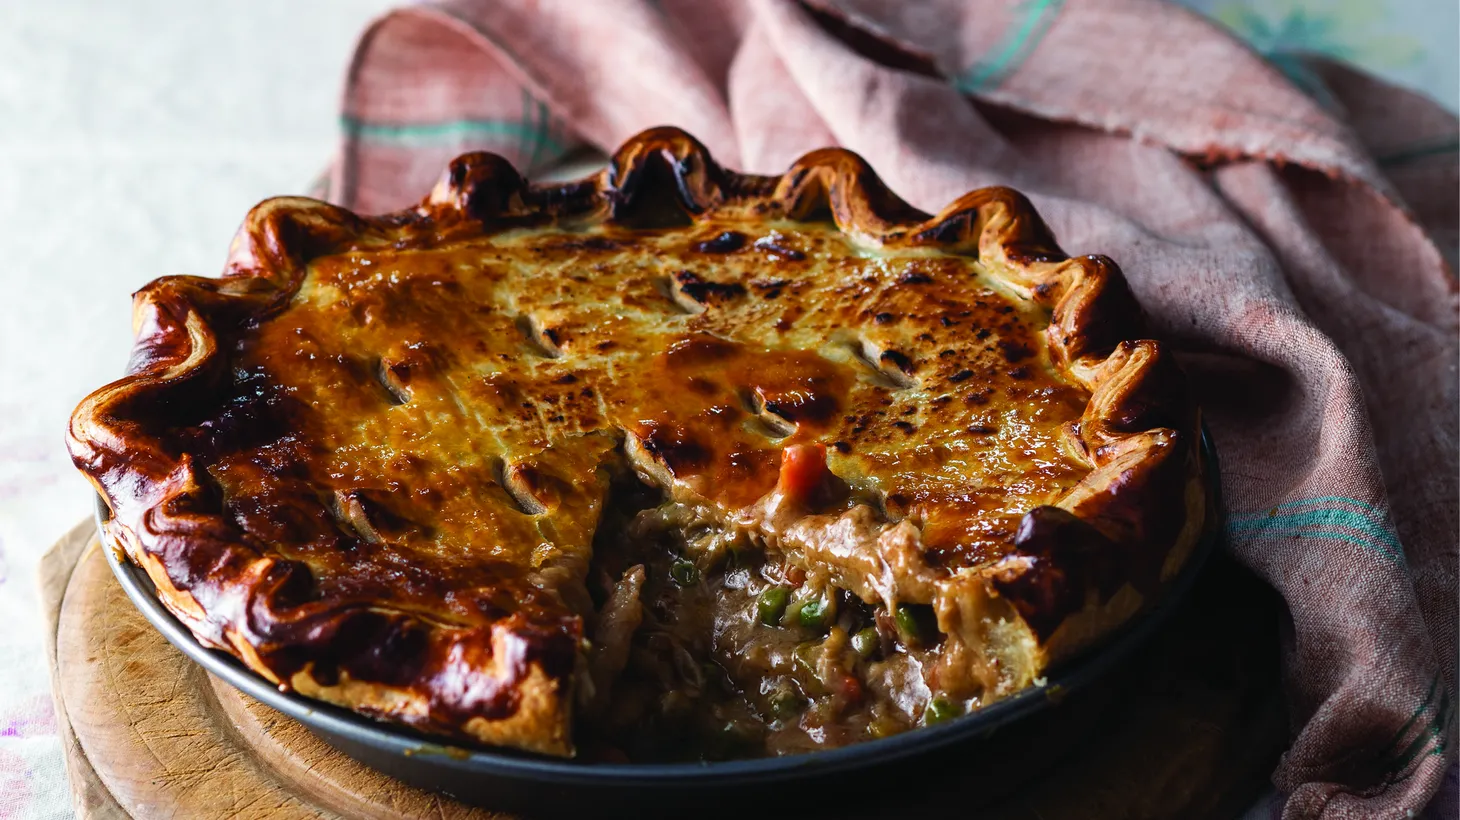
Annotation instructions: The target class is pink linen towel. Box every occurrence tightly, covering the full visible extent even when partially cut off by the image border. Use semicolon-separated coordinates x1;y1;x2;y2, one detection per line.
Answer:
321;2;1459;816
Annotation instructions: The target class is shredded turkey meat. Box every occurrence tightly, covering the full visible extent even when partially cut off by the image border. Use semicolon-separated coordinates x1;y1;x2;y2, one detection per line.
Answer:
578;483;962;762
582;564;645;717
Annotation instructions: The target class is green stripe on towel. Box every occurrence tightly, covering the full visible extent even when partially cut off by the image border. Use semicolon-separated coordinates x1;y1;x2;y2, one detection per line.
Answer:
342;114;566;156
957;0;1066;93
1227;498;1404;561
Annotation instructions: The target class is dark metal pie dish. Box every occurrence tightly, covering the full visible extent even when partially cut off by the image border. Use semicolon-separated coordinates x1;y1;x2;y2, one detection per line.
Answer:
99;432;1219;819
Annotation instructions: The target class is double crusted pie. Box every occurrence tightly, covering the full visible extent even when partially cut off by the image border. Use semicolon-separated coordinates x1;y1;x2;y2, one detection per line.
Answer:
70;127;1207;760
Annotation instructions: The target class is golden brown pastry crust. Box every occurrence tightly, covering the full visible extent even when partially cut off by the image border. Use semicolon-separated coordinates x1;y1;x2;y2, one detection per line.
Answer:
69;127;1205;756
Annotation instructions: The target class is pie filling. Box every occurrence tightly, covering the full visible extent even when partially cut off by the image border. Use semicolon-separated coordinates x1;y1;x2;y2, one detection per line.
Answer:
581;482;948;761
138;215;1097;760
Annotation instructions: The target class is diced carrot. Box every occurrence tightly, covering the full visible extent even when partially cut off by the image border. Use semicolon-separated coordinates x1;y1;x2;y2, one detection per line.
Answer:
777;442;827;505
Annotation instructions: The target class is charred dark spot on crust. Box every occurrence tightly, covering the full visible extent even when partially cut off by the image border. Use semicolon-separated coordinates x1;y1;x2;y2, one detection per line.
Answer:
753;370;841;424
665;334;738;366
998;340;1033;363
975;328;992;340
638;421;710;474
692;230;747;253
878;349;915;375
762;392;838;425
1004;242;1068;266
750;278;792;300
553;373;578;385
671;269;747;305
892;420;916;434
966;424;997;434
686;377;719;396
515;315;563;358
754;235;806;261
831;440;851;454
874;312;896;324
948;369;974;383
1007;366;1030;380
172;371;303;468
550;235;623;252
846;339;914;390
912;217;968;245
743;403;796;440
897;271;933;285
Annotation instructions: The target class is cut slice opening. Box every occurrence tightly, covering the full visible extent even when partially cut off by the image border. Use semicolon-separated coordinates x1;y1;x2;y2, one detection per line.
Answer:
575;466;961;762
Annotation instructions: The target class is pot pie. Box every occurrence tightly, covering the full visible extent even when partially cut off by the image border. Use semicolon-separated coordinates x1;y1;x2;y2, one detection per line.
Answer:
70;127;1207;761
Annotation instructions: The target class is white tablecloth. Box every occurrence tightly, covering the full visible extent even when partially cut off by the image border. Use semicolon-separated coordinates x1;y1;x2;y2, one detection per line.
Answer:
0;1;1452;818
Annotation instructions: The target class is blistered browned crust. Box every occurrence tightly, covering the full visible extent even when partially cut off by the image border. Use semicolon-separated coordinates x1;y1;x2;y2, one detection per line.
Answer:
68;126;1203;752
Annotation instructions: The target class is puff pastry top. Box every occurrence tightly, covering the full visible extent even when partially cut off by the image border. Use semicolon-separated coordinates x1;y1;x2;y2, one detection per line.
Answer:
69;127;1204;757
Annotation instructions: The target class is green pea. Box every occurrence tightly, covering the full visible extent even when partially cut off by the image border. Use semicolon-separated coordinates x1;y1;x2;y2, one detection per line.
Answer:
798;597;829;630
768;689;805;720
869;715;903;739
894;604;928;644
670;559;700;586
701;662;725;691
924;697;964;725
725;542;752;569
757;586;790;625
851;627;881;658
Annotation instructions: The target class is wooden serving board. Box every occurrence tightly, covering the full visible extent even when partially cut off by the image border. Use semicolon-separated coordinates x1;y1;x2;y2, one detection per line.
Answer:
42;517;1288;819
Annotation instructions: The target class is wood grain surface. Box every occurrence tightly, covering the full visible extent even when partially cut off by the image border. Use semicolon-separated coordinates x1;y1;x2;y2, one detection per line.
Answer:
43;517;1289;819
